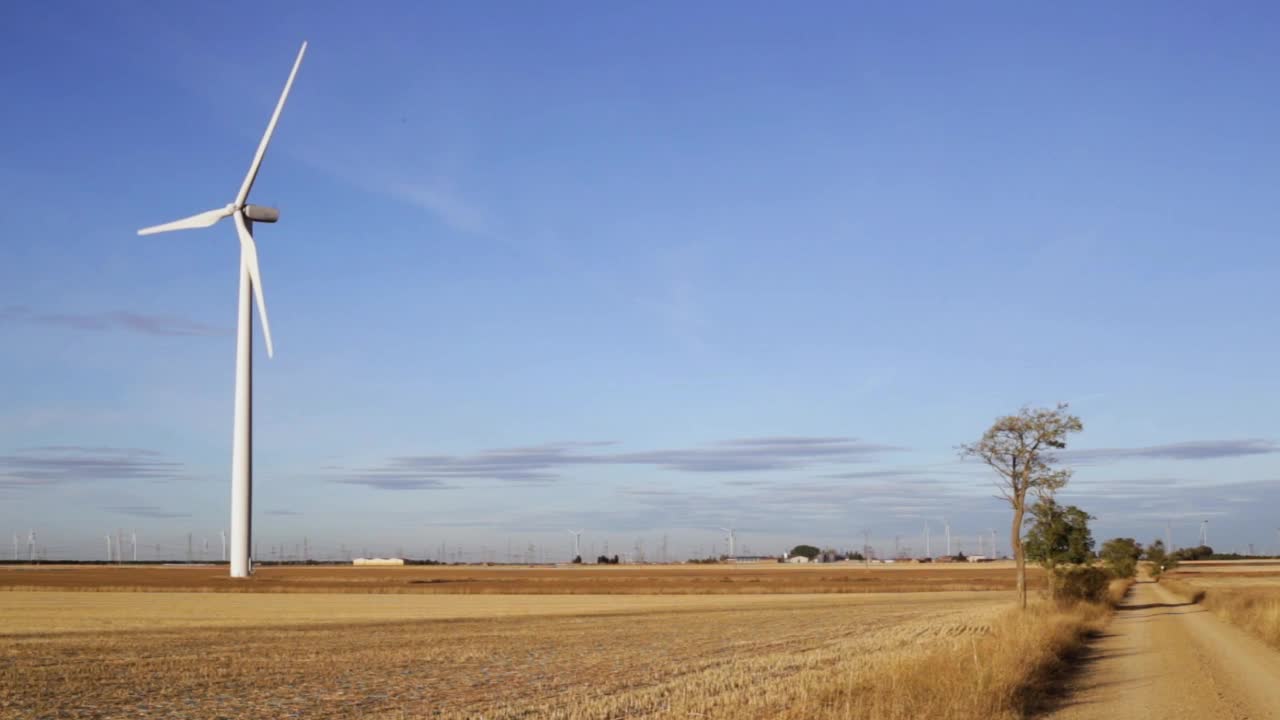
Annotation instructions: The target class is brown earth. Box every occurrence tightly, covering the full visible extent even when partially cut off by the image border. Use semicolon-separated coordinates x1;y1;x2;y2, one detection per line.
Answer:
0;562;1038;595
1046;578;1280;720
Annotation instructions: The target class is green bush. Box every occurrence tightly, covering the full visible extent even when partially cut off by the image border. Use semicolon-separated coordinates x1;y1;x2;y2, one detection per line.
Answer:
1100;538;1142;578
1049;565;1111;603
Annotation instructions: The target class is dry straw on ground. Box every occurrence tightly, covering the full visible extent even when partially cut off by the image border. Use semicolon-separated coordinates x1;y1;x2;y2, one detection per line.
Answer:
2;564;1103;719
1162;566;1280;649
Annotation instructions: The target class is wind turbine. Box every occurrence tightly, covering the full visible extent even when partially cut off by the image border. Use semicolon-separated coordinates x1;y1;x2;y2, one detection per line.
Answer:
567;530;583;561
719;527;736;560
1200;520;1209;546
106;535;113;563
924;523;931;559
944;519;952;557
136;42;307;578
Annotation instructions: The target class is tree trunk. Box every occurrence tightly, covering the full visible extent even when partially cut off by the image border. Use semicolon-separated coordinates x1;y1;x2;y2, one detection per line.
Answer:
1011;501;1027;610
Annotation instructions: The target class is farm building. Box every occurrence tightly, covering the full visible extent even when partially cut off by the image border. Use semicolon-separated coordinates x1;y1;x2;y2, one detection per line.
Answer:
787;555;810;564
353;557;405;566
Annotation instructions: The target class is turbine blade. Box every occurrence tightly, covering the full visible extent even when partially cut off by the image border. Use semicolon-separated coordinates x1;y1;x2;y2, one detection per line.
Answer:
234;213;274;358
137;207;233;236
235;41;308;208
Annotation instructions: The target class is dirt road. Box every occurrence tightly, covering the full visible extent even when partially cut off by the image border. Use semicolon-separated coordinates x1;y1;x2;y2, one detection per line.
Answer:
1048;579;1280;719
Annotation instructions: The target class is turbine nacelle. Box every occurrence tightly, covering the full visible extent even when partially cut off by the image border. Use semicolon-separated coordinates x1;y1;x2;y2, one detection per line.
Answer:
242;205;279;223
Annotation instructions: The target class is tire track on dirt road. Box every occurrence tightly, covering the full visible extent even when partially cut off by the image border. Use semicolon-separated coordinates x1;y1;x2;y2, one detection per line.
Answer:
1047;579;1280;719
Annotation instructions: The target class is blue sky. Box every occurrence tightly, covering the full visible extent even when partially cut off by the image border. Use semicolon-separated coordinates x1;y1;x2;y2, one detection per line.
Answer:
2;2;1279;561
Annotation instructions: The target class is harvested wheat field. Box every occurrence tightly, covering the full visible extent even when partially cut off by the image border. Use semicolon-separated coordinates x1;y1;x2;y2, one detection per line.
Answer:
0;565;1034;719
1158;563;1280;653
0;561;1036;595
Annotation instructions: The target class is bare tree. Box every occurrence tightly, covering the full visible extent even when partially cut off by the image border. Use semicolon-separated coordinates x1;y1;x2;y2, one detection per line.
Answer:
960;403;1082;609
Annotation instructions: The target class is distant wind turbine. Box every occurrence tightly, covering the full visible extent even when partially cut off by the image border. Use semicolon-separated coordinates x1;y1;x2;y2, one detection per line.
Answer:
719;527;736;560
567;529;583;561
136;42;308;578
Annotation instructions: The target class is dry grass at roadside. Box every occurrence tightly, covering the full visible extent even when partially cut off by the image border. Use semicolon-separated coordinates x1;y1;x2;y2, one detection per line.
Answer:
786;595;1116;720
1163;576;1280;649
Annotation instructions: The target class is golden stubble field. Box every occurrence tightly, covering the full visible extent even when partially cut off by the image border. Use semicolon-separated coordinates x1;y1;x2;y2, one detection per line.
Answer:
1;564;1040;719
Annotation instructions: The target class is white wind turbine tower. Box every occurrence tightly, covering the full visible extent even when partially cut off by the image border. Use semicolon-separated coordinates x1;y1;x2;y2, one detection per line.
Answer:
1200;520;1209;546
923;523;931;559
221;530;228;563
944;519;952;557
106;535;113;563
719;527;736;560
27;530;35;562
132;530;138;563
137;42;308;578
567;530;583;561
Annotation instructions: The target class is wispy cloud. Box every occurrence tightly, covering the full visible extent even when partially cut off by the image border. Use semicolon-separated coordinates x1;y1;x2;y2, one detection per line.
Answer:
337;437;903;491
1063;439;1278;464
390;181;492;236
108;505;191;519
0;446;185;489
1;305;227;337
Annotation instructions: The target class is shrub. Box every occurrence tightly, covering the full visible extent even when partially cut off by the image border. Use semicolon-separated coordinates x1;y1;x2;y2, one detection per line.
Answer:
1048;565;1110;603
1099;538;1142;578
